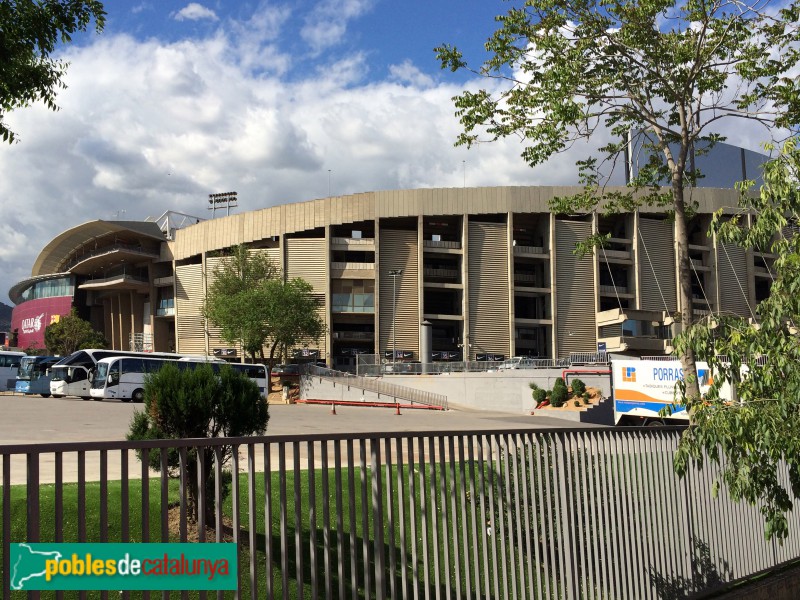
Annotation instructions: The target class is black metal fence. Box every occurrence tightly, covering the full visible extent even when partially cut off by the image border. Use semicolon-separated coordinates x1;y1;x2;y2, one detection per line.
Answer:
2;427;799;598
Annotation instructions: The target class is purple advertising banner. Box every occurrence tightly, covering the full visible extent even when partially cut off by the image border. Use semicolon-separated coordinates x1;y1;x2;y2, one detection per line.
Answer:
11;297;74;350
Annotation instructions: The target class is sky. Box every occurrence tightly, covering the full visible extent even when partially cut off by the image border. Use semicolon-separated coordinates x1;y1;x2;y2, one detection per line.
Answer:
0;0;780;305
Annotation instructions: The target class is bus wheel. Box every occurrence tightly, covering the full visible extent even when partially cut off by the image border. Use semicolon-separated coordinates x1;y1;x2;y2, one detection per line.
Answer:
646;419;665;427
81;396;91;401
40;393;50;398
132;389;145;403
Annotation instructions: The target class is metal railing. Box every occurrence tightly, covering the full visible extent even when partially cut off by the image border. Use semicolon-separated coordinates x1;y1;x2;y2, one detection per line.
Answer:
332;331;374;340
3;428;799;599
423;240;461;249
330;236;375;245
423;268;459;279
599;284;629;294
356;359;571;377
129;332;154;353
305;365;448;410
330;261;375;270
62;242;158;272
513;244;547;255
569;351;609;365
153;276;174;286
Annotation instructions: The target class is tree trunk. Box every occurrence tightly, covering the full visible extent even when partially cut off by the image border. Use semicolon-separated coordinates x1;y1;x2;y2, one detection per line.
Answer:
672;183;702;403
185;449;218;527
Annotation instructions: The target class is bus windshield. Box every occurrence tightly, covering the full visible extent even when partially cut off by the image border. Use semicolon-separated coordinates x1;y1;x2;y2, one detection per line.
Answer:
17;357;59;380
17;357;37;379
50;365;67;382
50;365;89;383
94;362;110;387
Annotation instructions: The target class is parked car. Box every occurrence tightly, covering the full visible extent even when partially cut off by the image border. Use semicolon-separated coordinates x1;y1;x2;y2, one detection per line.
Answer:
270;364;286;377
282;364;301;376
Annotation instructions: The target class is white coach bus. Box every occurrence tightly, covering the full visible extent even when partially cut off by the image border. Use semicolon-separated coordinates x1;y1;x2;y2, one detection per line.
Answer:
90;355;268;402
49;349;197;399
0;350;26;392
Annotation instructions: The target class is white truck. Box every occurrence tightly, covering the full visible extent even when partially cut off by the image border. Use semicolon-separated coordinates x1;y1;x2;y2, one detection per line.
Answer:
611;359;736;426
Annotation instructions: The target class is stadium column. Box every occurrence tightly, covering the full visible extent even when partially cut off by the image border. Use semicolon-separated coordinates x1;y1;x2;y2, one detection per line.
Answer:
202;250;210;357
324;225;332;368
417;215;424;360
119;292;132;352
507;211;516;359
461;213;470;361
549;212;558;359
373;218;380;357
591;211;601;323
633;211;641;310
131;290;144;346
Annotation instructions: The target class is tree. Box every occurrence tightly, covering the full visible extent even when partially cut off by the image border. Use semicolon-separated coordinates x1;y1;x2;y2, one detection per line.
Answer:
128;362;269;524
204;245;325;370
204;245;279;360
261;277;326;369
44;308;107;354
0;0;106;143
437;0;800;402
674;139;800;541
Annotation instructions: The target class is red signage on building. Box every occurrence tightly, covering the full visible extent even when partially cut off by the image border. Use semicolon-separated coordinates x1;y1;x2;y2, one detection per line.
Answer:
10;297;73;351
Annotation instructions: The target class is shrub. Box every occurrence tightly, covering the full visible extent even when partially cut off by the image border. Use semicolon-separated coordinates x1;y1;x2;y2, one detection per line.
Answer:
529;382;540;390
550;383;567;407
128;362;269;523
582;391;590;402
571;378;586;396
532;388;547;407
574;399;581;407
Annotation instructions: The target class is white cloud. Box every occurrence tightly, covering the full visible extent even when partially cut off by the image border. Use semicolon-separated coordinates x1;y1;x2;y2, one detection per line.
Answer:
0;4;776;307
388;60;434;88
301;0;374;55
173;3;218;22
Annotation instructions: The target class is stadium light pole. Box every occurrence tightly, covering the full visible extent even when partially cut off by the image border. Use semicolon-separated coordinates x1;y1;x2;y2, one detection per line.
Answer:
388;269;403;370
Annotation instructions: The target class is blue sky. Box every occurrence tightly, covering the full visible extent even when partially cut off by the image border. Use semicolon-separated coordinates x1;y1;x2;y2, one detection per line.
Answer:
0;0;775;305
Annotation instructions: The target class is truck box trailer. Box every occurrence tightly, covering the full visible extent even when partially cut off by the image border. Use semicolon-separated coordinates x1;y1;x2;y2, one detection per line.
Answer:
611;359;734;426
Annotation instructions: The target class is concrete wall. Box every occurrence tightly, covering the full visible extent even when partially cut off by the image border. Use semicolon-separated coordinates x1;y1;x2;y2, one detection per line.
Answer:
301;369;612;414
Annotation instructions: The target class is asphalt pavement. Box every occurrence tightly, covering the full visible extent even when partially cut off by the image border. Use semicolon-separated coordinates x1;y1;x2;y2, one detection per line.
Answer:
0;393;595;446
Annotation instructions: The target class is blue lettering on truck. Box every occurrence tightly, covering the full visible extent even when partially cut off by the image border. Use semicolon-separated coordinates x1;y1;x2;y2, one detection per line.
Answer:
652;367;684;381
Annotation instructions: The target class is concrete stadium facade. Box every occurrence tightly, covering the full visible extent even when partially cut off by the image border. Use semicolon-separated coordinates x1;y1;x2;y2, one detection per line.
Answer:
9;184;772;368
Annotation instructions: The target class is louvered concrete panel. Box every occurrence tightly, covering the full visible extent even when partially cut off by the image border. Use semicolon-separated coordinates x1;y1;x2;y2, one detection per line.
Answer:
555;220;596;357
175;264;206;355
718;243;752;317
468;220;511;360
286;239;327;354
639;218;677;312
379;229;419;358
286;238;327;293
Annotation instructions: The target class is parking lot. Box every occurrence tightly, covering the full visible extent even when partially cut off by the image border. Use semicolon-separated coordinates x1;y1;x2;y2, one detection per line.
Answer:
0;392;588;445
0;392;596;484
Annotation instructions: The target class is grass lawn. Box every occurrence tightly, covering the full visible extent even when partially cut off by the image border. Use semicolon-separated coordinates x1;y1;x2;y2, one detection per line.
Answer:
1;459;544;599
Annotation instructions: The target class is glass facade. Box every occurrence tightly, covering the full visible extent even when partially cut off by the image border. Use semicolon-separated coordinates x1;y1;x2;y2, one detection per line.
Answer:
332;280;374;313
18;276;74;303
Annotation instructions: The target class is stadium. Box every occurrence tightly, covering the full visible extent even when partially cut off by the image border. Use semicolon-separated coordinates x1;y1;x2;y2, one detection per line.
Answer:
9;144;769;369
